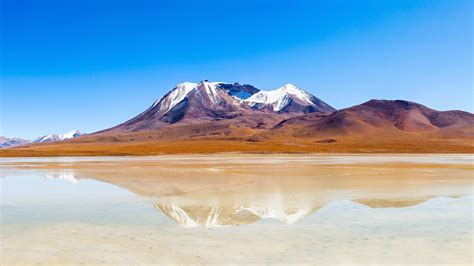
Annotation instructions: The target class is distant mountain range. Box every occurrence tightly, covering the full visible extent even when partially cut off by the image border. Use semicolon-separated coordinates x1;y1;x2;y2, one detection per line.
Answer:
1;130;84;149
1;80;473;155
33;130;84;143
0;137;30;149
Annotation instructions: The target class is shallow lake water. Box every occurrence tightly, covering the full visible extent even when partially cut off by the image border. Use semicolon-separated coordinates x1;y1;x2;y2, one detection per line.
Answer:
0;155;472;264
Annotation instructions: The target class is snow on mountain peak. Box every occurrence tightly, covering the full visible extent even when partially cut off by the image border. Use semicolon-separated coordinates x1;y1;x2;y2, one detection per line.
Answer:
177;81;198;90
279;83;315;105
281;83;298;90
34;130;83;143
149;81;332;117
245;87;290;111
155;82;197;113
60;130;82;140
154;80;231;115
199;80;225;105
110;80;335;130
244;83;316;111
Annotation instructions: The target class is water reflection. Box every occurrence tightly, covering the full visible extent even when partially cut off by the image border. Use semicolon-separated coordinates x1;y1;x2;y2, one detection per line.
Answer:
43;172;79;183
1;155;472;228
1;156;472;265
156;202;315;228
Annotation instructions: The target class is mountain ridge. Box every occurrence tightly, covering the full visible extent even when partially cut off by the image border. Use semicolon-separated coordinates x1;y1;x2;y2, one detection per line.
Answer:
103;80;334;133
34;130;84;143
1;81;472;156
271;99;474;137
0;136;31;148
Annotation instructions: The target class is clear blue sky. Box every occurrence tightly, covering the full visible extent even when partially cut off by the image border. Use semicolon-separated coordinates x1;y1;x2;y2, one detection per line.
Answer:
1;0;472;139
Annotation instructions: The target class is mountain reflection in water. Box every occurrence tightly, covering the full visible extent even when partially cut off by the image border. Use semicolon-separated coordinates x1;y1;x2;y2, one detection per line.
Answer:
156;202;315;228
1;155;472;228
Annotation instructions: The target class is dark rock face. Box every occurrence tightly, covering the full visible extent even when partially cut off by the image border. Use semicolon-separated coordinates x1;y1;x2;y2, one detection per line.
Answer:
219;83;260;100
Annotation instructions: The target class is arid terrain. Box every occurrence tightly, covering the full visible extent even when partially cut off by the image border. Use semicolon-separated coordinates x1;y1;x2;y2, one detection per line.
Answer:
2;82;473;156
1;130;473;156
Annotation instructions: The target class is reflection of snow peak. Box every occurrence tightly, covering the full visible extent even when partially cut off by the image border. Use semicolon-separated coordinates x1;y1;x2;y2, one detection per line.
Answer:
157;204;225;228
43;173;79;184
161;204;199;228
237;207;310;224
156;196;474;228
156;204;311;228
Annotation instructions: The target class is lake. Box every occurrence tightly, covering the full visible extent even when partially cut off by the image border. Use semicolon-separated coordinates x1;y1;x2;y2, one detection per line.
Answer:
0;155;472;264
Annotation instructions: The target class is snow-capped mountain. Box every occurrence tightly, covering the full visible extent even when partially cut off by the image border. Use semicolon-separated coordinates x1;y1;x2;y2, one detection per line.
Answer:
113;80;334;131
245;83;335;113
149;81;334;115
0;136;30;148
115;80;257;130
34;130;84;143
151;81;241;117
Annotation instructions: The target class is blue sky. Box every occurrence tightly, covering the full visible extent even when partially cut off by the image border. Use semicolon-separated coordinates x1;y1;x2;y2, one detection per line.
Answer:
1;0;472;139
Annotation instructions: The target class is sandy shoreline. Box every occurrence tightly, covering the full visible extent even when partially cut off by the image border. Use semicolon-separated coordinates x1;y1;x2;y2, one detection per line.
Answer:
1;149;474;157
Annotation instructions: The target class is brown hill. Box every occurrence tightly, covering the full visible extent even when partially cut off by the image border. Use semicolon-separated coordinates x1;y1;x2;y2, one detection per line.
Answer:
272;100;474;137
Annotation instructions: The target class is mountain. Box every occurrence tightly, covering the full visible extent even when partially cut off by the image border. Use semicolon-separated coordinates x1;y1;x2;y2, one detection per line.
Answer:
1;83;473;155
107;80;334;132
245;83;335;113
273;100;474;137
113;81;249;131
0;136;30;148
34;130;84;143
